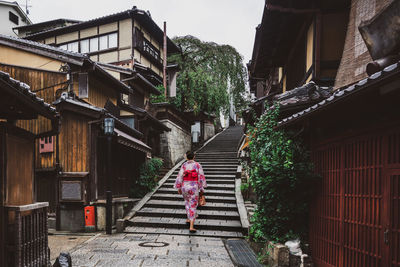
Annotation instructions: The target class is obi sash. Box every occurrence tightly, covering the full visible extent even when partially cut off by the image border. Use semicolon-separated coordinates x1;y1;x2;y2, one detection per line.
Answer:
183;169;199;182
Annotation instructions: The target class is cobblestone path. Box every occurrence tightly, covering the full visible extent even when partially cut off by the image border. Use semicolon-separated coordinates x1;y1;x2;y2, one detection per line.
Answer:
126;126;245;238
70;233;234;266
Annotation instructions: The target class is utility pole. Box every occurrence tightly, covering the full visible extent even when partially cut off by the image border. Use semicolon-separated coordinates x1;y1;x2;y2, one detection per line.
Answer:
163;21;167;97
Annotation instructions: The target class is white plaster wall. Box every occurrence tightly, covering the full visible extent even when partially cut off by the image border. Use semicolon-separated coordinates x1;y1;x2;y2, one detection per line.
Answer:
159;119;191;167
0;6;29;36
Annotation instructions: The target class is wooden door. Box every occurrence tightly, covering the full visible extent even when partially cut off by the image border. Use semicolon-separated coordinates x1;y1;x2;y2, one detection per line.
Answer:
384;169;400;267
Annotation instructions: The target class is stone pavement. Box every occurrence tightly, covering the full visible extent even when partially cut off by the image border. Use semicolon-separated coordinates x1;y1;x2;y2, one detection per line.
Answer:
68;233;235;267
48;234;93;263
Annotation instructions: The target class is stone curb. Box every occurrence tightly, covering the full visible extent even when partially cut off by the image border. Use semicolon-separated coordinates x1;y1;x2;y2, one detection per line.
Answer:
235;179;250;234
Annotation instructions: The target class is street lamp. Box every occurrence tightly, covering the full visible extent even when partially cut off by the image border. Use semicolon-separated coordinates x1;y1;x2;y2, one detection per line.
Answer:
104;118;115;135
103;117;114;235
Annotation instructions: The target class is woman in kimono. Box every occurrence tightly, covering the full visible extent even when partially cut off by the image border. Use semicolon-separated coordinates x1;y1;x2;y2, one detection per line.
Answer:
174;151;207;232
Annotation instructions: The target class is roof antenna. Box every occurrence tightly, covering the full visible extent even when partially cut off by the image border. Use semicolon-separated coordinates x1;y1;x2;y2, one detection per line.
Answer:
21;0;32;15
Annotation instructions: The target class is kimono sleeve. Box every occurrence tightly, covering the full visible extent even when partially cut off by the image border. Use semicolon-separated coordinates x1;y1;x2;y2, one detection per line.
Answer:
174;163;185;189
197;163;207;192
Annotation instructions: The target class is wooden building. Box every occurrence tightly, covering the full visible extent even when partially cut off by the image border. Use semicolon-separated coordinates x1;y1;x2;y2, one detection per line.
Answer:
0;71;58;266
0;34;151;231
248;0;400;266
14;6;181;160
18;6;180;85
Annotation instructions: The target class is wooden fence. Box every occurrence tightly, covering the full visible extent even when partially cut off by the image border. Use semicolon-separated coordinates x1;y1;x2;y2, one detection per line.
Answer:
5;203;49;267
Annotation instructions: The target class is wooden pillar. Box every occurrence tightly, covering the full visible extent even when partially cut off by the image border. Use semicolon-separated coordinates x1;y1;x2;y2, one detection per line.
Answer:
0;128;5;267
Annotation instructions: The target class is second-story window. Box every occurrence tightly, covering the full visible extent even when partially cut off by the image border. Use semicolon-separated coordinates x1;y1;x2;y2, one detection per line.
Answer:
134;27;162;66
89;37;99;52
9;11;19;25
59;32;118;53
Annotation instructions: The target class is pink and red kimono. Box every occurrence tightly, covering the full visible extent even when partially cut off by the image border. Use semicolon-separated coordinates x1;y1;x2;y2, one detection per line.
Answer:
174;161;207;220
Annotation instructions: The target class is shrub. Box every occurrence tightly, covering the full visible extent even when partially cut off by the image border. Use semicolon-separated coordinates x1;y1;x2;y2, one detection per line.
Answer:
247;104;318;243
130;158;163;198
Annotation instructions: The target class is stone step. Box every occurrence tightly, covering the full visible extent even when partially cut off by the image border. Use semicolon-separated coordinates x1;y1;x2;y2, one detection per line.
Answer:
196;160;238;164
136;208;240;220
152;194;236;203
166;178;235;185
124;226;243;238
197;158;238;160
172;171;237;175
196;152;236;155
173;168;238;171
156;188;235;197
144;200;238;211
128;216;243;232
198;163;238;166
161;183;235;191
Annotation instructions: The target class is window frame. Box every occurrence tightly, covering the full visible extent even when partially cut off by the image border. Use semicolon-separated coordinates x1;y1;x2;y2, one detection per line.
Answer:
9;11;19;25
57;31;119;54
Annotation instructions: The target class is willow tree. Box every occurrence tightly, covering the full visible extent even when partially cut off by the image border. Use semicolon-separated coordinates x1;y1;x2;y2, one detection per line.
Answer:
166;35;248;116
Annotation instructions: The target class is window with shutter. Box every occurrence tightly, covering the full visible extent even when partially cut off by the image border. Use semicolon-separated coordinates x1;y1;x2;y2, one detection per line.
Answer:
79;73;89;98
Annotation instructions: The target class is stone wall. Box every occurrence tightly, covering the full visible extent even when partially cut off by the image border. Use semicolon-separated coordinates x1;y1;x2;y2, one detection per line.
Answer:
203;122;215;141
159;119;192;167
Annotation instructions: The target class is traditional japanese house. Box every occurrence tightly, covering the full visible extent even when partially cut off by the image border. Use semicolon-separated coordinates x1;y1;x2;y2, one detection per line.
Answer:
0;71;58;267
247;0;349;116
0;34;151;231
19;6;180;82
17;6;186;165
97;61;171;157
248;0;400;266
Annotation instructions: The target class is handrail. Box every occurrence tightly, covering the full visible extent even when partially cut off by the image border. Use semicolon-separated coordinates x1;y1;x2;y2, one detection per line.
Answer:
5;202;48;211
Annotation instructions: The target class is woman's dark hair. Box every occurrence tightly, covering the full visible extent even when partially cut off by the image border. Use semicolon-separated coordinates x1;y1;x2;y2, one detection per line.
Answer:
186;151;195;160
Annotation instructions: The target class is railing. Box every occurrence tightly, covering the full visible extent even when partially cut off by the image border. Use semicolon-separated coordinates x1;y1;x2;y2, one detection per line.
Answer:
5;202;49;267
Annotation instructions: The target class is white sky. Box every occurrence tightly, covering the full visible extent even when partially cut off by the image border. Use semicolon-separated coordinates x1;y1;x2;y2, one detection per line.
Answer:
15;0;264;64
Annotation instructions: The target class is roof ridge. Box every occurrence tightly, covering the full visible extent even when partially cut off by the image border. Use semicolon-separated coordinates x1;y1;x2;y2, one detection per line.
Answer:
0;33;87;60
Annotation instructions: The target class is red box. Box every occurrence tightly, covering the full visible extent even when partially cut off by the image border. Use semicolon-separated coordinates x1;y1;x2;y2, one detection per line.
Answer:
84;206;95;227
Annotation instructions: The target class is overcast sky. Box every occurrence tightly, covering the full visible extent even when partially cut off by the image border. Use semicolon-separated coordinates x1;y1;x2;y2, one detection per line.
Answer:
15;0;264;64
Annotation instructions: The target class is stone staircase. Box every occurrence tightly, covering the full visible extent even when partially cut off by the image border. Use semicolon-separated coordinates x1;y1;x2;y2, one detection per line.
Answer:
125;126;244;237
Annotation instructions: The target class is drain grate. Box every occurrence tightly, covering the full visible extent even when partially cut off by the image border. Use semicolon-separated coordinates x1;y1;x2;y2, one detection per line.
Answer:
225;239;263;267
138;242;169;248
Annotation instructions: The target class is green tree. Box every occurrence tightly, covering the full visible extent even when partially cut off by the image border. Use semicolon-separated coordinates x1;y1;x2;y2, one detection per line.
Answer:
247;104;318;243
153;35;248;115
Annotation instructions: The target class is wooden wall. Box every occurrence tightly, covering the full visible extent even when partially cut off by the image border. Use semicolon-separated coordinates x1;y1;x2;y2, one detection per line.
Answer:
59;111;89;173
72;73;118;108
0;64;67;170
88;76;118;108
6;134;34;205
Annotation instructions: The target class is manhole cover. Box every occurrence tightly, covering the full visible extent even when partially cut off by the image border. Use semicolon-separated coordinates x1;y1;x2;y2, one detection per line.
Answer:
138;241;169;248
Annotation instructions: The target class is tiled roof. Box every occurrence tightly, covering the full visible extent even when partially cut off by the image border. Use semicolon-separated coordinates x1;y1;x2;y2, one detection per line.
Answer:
0;70;57;115
278;62;400;126
275;82;332;107
0;34;87;65
23;7;180;54
252;82;332;109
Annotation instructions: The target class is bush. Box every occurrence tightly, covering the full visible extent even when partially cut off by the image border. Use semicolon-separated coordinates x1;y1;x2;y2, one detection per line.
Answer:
247;104;318;243
130;158;163;198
